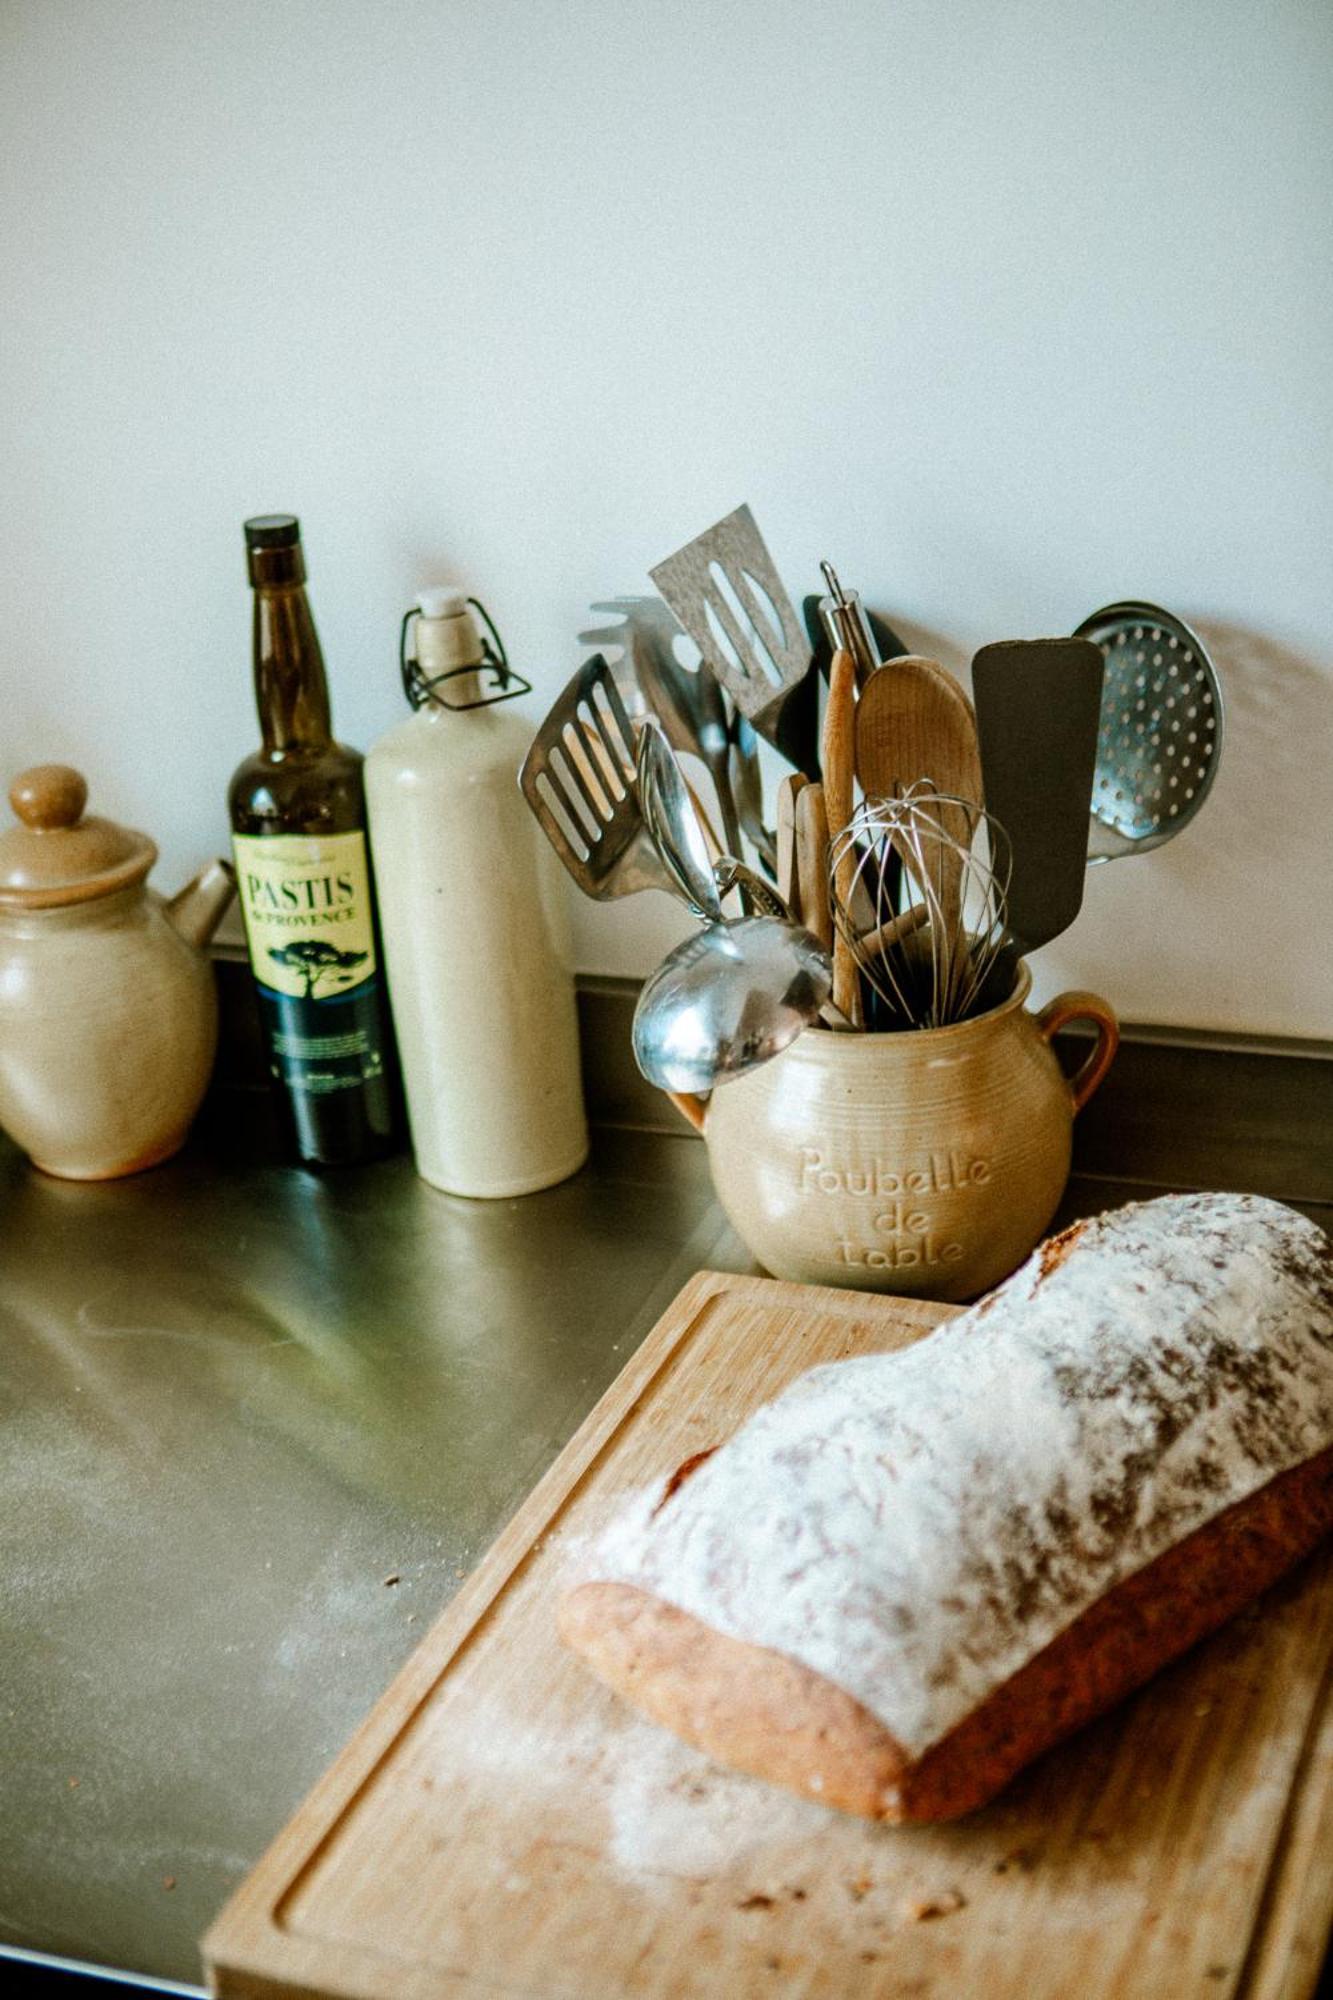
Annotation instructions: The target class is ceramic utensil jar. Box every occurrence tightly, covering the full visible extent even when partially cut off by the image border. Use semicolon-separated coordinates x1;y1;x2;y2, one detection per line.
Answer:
0;765;235;1179
670;965;1117;1301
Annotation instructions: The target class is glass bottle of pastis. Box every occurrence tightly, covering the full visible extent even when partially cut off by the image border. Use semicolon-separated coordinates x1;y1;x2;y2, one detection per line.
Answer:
228;515;399;1166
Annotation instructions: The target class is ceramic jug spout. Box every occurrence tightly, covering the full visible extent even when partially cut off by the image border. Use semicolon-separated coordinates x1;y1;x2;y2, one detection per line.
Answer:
166;859;236;951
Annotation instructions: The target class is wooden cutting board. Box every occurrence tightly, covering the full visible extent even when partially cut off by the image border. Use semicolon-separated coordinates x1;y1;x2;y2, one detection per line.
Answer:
204;1271;1333;2000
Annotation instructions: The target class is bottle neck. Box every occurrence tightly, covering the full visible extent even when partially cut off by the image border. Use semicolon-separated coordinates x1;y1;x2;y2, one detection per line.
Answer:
252;582;333;753
413;604;486;711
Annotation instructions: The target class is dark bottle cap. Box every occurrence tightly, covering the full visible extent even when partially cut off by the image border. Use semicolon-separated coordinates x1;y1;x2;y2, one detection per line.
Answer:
245;514;306;587
244;514;301;550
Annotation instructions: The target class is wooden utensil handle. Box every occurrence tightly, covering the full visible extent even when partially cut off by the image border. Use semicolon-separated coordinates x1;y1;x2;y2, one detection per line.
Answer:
822;648;860;1027
664;1091;708;1134
858;901;929;959
795;783;832;952
775;772;807;921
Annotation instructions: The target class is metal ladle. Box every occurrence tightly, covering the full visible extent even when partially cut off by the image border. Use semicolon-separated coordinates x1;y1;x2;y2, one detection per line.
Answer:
636;715;724;921
632;917;832;1101
634;718;794;923
632;721;832;1103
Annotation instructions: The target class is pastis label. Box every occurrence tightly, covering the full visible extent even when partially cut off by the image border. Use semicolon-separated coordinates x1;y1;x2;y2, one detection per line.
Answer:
231;831;377;1003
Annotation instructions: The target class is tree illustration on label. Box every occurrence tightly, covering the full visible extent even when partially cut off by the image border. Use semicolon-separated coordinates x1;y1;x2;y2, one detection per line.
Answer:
267;940;368;998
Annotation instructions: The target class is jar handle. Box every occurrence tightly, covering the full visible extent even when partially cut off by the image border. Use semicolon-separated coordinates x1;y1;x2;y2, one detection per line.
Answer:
665;1091;708;1134
1036;990;1120;1114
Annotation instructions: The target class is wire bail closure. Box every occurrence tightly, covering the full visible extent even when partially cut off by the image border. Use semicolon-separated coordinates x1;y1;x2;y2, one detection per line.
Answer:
400;598;532;713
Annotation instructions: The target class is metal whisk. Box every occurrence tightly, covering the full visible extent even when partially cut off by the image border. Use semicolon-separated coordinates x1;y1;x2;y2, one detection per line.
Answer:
829;786;1012;1030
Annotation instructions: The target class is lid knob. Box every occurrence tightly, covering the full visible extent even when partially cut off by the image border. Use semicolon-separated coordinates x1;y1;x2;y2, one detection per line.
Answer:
11;765;88;831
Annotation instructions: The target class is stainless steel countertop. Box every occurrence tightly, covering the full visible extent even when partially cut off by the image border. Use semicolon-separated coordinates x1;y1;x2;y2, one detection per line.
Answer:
2;1083;1328;1994
0;1114;738;1989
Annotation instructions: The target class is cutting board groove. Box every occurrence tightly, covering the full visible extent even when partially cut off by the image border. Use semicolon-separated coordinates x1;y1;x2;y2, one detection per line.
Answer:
204;1271;1333;2000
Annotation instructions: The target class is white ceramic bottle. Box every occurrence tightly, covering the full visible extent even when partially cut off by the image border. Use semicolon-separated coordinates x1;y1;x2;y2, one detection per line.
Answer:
365;590;588;1196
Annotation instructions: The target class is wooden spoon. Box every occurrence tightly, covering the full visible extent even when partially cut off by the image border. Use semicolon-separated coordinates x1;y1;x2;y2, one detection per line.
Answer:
854;653;981;808
854;654;982;945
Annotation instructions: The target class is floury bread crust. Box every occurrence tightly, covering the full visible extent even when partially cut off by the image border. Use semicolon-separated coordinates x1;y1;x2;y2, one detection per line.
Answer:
560;1193;1333;1821
560;1447;1333;1821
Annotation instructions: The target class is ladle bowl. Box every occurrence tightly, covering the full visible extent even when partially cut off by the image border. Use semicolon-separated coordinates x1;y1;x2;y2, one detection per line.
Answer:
632;917;831;1098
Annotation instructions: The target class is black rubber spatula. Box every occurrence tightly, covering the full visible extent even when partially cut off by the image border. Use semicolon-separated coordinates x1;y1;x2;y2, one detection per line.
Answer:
971;638;1105;957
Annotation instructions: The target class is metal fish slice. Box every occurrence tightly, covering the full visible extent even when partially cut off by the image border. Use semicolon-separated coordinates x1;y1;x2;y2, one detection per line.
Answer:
519;653;672;900
650;505;816;777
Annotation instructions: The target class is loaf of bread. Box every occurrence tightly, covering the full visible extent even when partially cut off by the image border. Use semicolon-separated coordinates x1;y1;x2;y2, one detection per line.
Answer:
560;1192;1333;1821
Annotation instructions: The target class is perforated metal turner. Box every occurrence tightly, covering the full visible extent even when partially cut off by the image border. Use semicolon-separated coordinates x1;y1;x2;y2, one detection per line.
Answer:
650;505;817;778
519;653;674;900
1074;602;1224;863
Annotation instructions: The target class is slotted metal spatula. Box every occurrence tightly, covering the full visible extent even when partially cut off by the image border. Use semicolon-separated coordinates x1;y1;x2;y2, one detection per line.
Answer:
519;653;674;900
650;505;816;778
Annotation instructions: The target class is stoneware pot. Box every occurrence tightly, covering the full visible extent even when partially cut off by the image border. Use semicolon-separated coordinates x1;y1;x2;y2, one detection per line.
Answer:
669;964;1118;1302
0;764;237;1179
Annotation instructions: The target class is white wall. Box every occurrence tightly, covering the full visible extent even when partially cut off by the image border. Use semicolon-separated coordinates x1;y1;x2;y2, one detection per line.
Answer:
2;0;1330;1036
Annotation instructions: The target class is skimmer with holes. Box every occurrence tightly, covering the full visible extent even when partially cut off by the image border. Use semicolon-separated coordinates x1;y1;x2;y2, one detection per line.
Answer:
518;653;675;899
1074;601;1223;863
649;505;816;778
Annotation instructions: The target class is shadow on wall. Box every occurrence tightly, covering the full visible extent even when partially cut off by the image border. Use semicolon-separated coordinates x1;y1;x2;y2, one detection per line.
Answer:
866;614;970;685
1048;614;1333;1036
1190;620;1333;870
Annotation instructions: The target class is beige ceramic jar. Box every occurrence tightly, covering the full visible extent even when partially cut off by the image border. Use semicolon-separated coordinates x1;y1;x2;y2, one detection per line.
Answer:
365;592;588;1198
0;765;236;1179
672;966;1117;1302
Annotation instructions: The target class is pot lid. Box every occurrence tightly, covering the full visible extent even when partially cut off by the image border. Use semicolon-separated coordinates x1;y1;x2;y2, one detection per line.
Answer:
0;765;157;909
